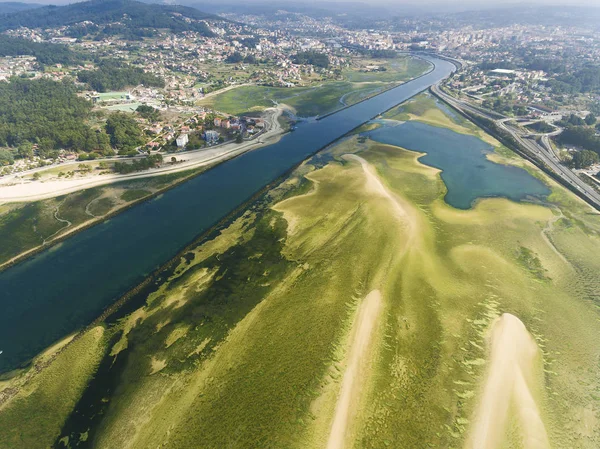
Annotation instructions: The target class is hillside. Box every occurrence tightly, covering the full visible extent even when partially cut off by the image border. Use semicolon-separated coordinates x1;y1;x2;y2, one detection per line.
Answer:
0;0;221;35
0;2;42;15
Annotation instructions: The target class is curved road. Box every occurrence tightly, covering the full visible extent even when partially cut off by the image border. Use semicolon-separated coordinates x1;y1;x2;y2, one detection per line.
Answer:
431;84;600;210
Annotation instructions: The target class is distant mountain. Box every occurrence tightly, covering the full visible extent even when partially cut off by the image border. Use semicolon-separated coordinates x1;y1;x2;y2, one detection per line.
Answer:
0;0;222;35
0;2;42;15
437;5;600;29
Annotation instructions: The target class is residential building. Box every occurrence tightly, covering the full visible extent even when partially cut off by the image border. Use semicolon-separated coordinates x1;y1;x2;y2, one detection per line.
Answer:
176;133;189;148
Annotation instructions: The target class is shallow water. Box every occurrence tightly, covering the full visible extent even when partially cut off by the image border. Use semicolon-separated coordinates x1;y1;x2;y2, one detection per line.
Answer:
365;120;550;209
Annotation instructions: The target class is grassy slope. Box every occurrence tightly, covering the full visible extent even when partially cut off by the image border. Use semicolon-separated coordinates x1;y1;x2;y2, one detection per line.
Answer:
0;327;105;449
2;94;600;449
199;56;431;117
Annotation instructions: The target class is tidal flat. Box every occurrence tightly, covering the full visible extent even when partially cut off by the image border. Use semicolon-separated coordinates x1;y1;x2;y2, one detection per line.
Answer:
1;93;599;449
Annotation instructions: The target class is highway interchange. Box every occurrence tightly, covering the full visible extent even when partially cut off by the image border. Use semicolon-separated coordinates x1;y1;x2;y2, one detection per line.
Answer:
430;83;600;210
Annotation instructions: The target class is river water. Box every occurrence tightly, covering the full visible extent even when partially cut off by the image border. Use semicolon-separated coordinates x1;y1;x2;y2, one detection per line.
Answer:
0;56;457;373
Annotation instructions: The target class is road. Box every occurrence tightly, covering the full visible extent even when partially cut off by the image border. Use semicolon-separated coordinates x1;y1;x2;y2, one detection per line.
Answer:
0;107;285;203
431;84;600;210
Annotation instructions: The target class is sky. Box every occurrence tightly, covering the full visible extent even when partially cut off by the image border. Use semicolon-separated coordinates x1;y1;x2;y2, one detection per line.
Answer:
7;0;600;7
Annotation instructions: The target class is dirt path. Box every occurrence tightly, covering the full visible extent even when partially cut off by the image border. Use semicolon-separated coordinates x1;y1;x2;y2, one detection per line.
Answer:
466;313;550;449
541;208;572;268
326;290;382;449
42;199;72;244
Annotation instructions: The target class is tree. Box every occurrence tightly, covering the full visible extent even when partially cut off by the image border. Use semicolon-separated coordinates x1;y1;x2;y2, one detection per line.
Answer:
17;142;33;159
113;154;163;174
235;134;243;143
585;113;597;126
171;156;177;164
572;150;599;169
136;104;160;122
32;172;41;180
0;78;101;152
226;52;244;64
78;62;164;92
292;51;329;68
0;149;14;165
105;112;144;151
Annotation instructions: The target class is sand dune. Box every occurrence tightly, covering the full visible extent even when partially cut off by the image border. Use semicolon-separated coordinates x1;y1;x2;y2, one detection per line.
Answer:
466;313;550;449
344;154;409;221
344;153;418;248
327;289;382;449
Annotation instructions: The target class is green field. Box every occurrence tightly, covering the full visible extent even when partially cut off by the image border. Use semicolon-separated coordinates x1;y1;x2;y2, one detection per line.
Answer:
200;56;432;117
1;94;600;449
96;92;130;101
104;102;143;112
343;56;432;83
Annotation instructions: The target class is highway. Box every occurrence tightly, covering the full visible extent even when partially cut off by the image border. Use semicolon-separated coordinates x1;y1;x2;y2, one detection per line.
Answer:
430;84;600;210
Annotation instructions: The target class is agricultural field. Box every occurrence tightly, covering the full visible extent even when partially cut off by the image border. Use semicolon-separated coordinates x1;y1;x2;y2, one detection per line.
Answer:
199;56;432;117
1;94;600;449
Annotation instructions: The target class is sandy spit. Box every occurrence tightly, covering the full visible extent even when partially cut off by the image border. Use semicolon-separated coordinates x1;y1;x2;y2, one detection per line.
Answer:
327;289;382;449
466;313;550;449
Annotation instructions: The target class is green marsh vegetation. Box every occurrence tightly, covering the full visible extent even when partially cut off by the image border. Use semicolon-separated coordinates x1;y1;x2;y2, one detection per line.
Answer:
1;94;600;449
0;165;214;268
199;56;432;117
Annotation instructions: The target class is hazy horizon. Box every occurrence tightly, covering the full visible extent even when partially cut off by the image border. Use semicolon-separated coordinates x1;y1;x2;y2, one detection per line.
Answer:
5;0;600;7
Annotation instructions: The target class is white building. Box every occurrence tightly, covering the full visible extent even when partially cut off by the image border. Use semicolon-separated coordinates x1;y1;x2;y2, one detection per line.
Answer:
176;133;189;148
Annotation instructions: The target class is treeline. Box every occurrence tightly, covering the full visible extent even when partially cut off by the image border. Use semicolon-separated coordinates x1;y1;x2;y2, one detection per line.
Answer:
292;51;329;68
559;126;600;154
105;112;144;154
77;63;164;92
113;154;162;173
369;49;398;59
548;66;600;94
0;35;86;66
136;104;160;122
225;52;258;64
0;0;217;37
0;78;109;154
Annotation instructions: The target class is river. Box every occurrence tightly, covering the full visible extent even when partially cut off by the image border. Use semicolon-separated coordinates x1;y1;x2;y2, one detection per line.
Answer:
0;55;455;373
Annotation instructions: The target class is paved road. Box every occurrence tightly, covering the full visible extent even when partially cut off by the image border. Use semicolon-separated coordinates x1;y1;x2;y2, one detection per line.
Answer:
0;108;284;202
431;84;600;210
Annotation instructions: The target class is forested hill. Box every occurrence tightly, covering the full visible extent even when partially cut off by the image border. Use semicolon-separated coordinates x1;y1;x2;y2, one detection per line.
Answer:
0;35;86;65
0;2;42;15
0;0;221;35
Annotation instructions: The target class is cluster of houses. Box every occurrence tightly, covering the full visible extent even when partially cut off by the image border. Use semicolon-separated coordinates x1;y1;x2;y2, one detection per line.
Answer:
172;113;266;149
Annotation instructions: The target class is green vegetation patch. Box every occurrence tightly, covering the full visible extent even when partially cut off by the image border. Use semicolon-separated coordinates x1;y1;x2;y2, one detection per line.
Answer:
120;189;151;202
516;246;550;280
4;91;600;449
0;327;106;449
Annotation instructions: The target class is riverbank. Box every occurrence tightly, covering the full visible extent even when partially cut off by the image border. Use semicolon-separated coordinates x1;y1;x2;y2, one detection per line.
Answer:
0;107;286;203
0;108;286;271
